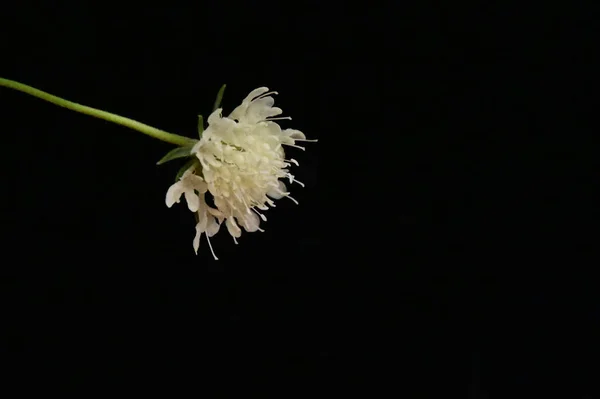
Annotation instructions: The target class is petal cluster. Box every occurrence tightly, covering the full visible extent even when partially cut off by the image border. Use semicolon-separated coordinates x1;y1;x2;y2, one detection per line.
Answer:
166;168;222;258
166;87;314;258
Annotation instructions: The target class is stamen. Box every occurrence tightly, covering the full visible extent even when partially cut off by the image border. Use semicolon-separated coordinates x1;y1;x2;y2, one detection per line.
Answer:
238;190;251;211
256;91;278;100
206;234;219;260
291;177;305;187
287;195;299;205
252;208;267;221
284;144;306;151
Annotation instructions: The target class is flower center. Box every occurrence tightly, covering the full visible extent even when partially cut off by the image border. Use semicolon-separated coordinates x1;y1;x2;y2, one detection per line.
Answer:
197;134;287;217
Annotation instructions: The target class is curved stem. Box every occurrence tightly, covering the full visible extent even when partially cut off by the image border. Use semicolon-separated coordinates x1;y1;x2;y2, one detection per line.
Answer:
0;77;196;147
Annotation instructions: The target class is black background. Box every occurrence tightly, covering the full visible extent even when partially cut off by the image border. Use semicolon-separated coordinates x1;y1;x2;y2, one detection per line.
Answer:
0;1;597;396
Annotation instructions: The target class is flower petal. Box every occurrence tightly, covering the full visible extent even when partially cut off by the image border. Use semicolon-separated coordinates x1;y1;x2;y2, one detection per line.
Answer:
266;180;287;199
193;223;203;254
241;212;260;233
207;206;225;218
284;129;306;140
229;87;270;121
245;87;270;102
250;96;274;110
225;217;242;238
246;97;283;123
190;175;208;193
184;190;200;212
197;209;208;232
207;108;222;125
166;182;184;207
206;217;221;237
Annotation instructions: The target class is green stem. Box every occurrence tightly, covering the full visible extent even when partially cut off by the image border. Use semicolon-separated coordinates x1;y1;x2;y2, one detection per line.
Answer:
0;77;196;147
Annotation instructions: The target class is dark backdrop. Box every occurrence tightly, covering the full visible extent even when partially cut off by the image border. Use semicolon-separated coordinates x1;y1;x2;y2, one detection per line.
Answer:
0;1;597;396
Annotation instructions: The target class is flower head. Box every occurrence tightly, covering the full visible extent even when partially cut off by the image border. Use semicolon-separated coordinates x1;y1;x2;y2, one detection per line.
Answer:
166;87;315;258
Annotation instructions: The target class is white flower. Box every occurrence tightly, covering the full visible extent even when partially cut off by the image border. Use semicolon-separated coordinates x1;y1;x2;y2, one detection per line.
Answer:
167;87;316;259
193;87;316;237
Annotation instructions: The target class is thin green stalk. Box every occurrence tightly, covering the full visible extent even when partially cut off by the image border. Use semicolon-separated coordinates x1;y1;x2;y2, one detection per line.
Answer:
0;77;196;147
